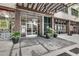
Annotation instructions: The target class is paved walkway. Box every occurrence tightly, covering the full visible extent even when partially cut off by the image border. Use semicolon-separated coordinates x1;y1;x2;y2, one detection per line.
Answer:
43;44;79;56
58;34;79;44
0;37;75;56
43;34;79;56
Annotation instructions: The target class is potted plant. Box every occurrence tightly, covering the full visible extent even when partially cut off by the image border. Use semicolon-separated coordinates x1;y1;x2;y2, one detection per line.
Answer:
11;32;20;44
45;27;53;39
45;26;58;38
52;29;57;38
53;33;57;38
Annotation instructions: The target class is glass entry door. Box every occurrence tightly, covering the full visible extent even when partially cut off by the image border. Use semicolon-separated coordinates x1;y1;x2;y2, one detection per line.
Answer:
26;19;38;37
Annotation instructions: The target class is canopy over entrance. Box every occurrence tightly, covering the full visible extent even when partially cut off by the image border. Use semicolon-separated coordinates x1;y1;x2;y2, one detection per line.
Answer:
16;3;75;15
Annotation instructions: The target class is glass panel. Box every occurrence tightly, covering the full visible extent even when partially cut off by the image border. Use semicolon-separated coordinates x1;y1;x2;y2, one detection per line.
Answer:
33;24;37;34
26;19;38;36
48;17;51;23
44;17;52;34
27;24;32;35
21;26;26;37
44;17;47;23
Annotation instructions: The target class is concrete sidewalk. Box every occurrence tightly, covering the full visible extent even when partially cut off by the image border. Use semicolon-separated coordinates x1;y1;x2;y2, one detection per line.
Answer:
58;34;79;44
0;37;76;56
43;44;79;56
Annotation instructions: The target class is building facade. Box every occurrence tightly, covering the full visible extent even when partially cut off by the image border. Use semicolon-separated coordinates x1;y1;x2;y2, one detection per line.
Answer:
0;3;79;40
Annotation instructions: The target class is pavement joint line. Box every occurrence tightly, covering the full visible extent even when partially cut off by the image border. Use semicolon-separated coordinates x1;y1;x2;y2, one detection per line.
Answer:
65;50;77;56
42;44;77;56
35;38;76;56
36;39;50;52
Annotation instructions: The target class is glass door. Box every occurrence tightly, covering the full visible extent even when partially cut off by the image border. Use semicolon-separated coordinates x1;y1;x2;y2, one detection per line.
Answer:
26;19;38;37
26;23;32;35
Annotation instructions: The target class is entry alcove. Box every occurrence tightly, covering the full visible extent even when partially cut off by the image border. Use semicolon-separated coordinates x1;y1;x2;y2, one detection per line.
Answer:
20;11;42;37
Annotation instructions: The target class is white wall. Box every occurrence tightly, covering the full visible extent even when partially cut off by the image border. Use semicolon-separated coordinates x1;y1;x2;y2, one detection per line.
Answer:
54;7;79;22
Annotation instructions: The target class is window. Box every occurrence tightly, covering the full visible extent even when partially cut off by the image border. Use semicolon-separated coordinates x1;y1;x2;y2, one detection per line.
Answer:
54;18;67;33
44;17;52;34
71;8;78;17
0;10;15;32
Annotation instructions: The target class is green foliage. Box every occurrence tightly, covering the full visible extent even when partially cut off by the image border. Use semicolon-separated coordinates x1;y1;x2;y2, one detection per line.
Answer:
11;32;20;38
47;27;53;33
46;27;57;38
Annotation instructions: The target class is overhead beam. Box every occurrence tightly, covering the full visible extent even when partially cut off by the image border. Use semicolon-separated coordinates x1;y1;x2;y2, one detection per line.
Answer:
17;3;75;15
35;3;40;10
57;4;64;10
42;3;49;12
39;3;44;11
17;5;53;15
31;3;35;9
44;3;53;12
22;3;24;7
47;3;58;13
24;3;27;7
51;4;63;12
26;3;30;8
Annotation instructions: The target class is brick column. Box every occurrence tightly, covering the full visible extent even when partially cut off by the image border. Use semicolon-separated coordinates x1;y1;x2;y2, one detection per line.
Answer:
76;22;79;34
14;9;21;32
67;20;71;35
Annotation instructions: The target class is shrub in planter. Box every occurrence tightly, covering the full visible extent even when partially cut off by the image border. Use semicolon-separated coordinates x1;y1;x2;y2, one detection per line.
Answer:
46;33;52;39
45;26;58;38
45;27;53;39
53;33;57;38
45;33;50;39
11;37;19;44
11;32;20;44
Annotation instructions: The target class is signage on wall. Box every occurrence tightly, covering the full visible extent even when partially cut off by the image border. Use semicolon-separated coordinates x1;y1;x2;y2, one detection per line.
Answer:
0;20;9;29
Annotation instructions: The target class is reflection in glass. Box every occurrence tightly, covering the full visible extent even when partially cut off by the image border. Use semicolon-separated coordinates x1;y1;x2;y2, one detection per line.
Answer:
27;24;31;35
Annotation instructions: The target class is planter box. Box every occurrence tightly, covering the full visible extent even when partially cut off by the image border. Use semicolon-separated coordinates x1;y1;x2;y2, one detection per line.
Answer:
11;37;19;44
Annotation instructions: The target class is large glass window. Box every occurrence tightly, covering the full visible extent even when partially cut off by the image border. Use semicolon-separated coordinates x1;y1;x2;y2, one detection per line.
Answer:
21;12;38;37
44;16;52;34
0;10;15;32
0;10;15;40
54;19;67;33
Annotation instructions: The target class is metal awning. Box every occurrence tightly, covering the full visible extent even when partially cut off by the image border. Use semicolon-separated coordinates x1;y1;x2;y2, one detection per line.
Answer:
16;3;75;15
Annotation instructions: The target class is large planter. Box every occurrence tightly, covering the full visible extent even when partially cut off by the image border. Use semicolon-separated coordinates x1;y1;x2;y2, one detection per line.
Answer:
46;33;50;39
11;37;19;44
11;32;20;44
46;33;53;39
53;33;57;38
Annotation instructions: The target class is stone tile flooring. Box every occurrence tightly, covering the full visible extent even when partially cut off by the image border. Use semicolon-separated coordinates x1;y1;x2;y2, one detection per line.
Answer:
21;45;47;56
43;44;79;56
70;48;79;54
58;34;79;44
0;37;76;56
20;37;75;52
